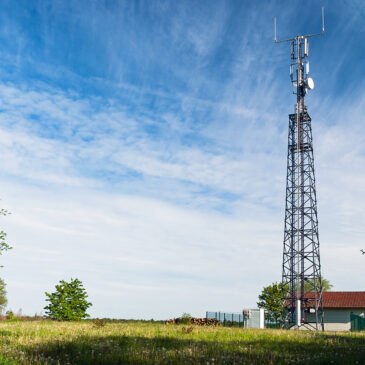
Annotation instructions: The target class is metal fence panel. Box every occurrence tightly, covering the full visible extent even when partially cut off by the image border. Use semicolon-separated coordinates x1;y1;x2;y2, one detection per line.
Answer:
206;311;244;327
264;310;281;329
207;311;264;328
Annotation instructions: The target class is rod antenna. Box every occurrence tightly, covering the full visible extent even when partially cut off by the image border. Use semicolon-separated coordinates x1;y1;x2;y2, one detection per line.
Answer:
274;7;325;43
274;17;277;42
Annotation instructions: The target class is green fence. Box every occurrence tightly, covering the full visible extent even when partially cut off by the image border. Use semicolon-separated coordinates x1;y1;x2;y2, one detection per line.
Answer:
351;313;365;331
265;321;281;329
264;311;281;329
206;311;245;327
207;310;263;328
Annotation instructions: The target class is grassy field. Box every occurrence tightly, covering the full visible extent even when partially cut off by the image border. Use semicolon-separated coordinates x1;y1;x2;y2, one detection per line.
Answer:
0;320;364;364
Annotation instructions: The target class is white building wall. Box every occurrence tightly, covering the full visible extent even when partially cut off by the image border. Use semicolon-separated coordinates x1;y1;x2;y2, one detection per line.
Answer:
306;309;365;331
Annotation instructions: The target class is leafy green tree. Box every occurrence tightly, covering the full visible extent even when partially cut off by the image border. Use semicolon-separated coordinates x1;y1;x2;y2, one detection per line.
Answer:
0;208;12;267
44;278;92;320
307;277;333;292
257;282;286;322
0;278;7;314
258;277;333;322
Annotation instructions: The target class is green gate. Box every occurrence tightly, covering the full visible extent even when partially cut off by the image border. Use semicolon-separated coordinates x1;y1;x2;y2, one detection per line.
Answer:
351;313;365;331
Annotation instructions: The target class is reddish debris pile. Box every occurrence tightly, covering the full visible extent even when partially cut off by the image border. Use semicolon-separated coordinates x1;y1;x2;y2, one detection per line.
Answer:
165;317;221;326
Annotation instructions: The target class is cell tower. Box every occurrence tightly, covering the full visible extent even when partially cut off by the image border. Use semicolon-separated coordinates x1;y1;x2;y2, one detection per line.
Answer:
275;9;325;331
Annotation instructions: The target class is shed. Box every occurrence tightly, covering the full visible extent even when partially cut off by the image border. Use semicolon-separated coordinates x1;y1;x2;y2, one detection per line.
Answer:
307;291;365;331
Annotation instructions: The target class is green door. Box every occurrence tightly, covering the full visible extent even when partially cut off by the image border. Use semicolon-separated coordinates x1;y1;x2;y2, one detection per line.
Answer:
351;313;365;331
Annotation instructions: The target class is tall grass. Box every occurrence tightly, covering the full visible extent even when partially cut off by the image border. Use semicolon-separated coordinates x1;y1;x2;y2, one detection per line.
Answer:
0;320;364;364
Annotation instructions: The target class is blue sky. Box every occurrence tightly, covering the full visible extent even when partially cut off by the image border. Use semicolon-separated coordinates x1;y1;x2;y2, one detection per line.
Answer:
0;0;364;319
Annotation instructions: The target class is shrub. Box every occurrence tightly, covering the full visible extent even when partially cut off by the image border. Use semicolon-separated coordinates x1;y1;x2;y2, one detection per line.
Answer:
179;313;192;325
92;318;106;328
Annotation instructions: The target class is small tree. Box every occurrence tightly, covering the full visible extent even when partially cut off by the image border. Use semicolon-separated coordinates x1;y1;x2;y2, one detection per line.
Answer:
0;208;12;267
0;278;7;314
44;278;92;320
257;282;285;322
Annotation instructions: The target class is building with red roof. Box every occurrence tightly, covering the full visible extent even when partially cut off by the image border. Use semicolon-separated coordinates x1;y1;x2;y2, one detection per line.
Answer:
322;292;365;309
307;291;365;331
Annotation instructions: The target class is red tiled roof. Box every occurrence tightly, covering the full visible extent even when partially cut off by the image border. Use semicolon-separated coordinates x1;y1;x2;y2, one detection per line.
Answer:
284;292;365;308
322;292;365;308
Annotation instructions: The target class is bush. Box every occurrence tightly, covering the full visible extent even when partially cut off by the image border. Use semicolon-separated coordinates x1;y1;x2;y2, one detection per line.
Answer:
92;318;106;328
179;313;192;325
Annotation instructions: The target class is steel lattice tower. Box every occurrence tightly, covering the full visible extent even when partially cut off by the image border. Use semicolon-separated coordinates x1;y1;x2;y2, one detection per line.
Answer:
275;9;325;331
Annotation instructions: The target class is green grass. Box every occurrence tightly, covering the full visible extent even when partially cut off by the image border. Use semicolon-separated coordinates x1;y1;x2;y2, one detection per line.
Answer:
0;320;364;364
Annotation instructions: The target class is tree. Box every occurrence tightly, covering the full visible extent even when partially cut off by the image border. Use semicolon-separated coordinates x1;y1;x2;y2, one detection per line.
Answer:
361;249;364;255
257;282;285;322
0;278;7;314
44;278;92;320
0;208;11;315
309;277;333;292
257;277;333;322
0;208;12;267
